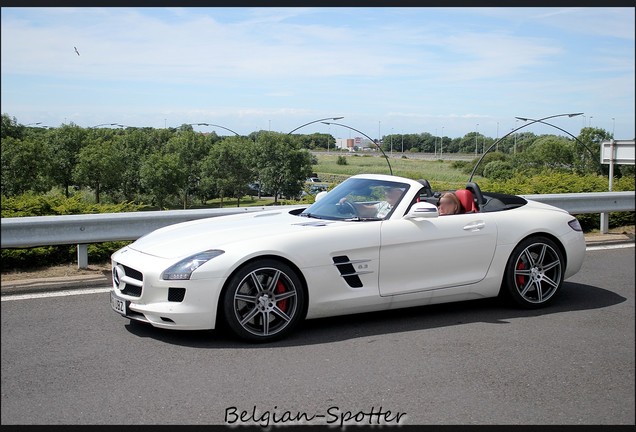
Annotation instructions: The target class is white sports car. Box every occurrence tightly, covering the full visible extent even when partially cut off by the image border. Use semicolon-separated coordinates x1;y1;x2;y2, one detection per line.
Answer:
110;174;586;342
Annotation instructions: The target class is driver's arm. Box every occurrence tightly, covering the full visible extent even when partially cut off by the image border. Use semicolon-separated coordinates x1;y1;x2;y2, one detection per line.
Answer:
338;197;380;218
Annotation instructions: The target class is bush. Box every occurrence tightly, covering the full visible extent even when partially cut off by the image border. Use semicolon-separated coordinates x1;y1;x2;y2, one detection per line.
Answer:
1;192;146;270
337;155;348;165
483;160;514;180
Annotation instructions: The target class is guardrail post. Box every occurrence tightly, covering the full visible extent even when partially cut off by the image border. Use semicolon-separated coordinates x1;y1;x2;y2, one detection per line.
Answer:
600;212;610;234
77;244;88;269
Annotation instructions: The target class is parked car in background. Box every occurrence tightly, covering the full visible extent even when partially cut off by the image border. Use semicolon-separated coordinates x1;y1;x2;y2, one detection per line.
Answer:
308;184;328;195
247;183;261;196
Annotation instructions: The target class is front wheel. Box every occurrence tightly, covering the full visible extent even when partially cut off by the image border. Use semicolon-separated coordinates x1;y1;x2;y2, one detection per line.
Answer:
222;259;305;343
502;236;564;309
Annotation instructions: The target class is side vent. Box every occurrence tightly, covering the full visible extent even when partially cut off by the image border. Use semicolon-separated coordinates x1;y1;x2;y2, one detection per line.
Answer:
332;255;373;288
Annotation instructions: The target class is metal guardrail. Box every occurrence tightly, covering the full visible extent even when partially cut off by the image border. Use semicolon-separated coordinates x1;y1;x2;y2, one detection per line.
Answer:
1;192;634;268
520;191;635;215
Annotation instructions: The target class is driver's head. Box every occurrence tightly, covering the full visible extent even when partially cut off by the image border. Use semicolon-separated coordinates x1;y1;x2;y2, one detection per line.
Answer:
385;187;403;205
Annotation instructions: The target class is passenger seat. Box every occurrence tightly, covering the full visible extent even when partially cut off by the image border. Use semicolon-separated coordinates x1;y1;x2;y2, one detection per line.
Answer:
455;189;477;213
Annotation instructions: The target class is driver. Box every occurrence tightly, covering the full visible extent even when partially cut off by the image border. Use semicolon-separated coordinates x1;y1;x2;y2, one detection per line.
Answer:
339;187;403;218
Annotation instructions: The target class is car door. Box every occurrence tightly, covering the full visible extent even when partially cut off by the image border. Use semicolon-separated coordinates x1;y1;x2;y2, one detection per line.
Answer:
378;212;497;296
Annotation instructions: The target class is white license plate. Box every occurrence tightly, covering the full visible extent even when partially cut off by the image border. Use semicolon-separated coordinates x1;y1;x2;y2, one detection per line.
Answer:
111;291;127;315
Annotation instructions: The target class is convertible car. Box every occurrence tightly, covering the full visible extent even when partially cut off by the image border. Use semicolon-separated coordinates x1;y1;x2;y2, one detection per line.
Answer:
110;174;586;342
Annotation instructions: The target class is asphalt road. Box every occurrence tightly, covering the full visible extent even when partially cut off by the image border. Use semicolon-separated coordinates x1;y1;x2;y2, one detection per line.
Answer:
1;246;634;426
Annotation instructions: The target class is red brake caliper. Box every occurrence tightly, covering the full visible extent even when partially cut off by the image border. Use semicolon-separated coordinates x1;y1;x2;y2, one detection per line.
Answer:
275;280;288;312
516;261;526;287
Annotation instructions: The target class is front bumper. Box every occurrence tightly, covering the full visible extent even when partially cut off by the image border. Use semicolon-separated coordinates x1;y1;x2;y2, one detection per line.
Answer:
110;248;225;330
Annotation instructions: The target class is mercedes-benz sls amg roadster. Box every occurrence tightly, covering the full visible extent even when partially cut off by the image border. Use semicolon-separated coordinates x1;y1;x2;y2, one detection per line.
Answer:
110;174;585;342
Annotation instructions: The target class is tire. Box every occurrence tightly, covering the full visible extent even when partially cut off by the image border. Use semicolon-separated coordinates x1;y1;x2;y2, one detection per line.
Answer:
502;236;564;309
222;259;305;343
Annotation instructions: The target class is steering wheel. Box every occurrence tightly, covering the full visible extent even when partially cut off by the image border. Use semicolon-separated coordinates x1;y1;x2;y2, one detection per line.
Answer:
337;200;359;217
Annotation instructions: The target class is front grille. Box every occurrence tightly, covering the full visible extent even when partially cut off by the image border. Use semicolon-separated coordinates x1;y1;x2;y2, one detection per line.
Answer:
122;283;142;297
168;288;186;302
113;263;143;298
122;265;143;282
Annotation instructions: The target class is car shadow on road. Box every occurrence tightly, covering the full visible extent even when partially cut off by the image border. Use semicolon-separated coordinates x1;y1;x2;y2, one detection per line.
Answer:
123;281;627;348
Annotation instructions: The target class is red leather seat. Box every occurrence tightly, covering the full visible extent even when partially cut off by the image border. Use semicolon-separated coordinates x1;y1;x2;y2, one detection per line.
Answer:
455;189;477;213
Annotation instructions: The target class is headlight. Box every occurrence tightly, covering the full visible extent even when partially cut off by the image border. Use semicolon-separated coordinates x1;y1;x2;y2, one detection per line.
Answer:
568;218;583;232
161;250;224;280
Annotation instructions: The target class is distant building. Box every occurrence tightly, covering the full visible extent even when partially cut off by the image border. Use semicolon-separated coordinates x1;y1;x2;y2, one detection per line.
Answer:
334;137;376;152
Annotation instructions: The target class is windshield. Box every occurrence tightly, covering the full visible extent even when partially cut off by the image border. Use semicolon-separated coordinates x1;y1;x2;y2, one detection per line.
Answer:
300;178;409;221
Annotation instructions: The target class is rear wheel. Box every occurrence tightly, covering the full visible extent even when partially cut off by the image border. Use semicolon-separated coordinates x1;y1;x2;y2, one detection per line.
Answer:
222;259;305;342
502;236;564;308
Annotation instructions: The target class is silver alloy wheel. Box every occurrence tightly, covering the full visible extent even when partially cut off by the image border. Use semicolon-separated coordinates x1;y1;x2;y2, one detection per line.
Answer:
232;266;299;338
512;241;562;304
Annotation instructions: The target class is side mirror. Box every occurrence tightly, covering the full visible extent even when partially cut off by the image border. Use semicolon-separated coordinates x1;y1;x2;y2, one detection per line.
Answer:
404;201;439;219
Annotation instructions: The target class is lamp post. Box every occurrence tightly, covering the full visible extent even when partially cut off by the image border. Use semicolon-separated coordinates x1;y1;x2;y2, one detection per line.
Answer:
612;117;615;136
514;119;519;154
440;127;444;159
475;124;479;155
434;128;437;158
322;121;393;175
469;112;584;182
287;116;344;135
189;123;240;136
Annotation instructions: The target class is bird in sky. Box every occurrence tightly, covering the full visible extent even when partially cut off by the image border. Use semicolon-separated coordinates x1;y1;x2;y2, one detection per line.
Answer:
74;46;80;56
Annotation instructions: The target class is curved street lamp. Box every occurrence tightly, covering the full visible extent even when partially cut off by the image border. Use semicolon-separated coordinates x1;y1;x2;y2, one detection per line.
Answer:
287;116;344;135
468;112;583;182
90;123;120;129
190;123;240;136
321;121;393;175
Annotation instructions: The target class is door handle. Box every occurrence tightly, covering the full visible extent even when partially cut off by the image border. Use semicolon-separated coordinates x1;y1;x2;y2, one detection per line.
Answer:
463;221;486;231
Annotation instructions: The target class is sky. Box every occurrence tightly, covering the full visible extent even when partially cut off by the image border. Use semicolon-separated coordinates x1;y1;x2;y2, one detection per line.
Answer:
1;7;634;141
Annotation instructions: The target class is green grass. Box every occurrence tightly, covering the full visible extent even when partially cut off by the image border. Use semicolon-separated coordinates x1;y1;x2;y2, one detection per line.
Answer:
313;153;476;191
193;195;277;208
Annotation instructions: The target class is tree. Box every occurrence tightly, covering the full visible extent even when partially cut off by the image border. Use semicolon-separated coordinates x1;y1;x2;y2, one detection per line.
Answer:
576;127;612;175
520;136;574;171
164;130;211;208
1;113;23;140
201;137;256;206
255;132;313;204
140;152;188;209
1;136;52;196
112;128;163;202
73;139;125;203
46;124;89;197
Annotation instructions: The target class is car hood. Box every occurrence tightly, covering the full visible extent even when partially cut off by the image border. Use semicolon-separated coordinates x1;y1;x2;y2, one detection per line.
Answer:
128;208;333;259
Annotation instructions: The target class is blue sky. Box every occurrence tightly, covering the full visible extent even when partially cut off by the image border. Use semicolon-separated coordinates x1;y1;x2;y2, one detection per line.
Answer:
1;7;634;140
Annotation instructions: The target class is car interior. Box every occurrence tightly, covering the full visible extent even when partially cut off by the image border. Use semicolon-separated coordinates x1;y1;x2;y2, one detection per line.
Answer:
410;180;528;215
